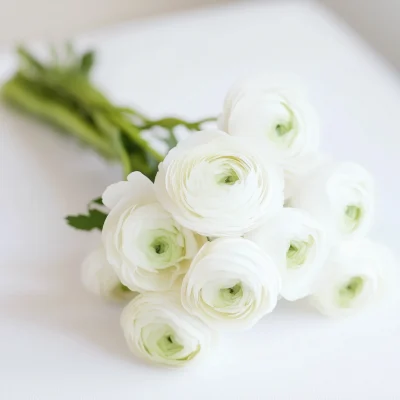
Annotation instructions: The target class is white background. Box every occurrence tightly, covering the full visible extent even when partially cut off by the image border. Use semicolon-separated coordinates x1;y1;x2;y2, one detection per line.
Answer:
1;1;400;399
322;0;400;70
1;0;400;71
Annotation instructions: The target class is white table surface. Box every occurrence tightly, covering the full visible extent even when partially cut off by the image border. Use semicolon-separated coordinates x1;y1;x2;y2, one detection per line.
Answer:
1;1;400;399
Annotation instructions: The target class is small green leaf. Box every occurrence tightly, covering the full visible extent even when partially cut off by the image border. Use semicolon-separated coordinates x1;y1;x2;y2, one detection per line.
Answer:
66;208;107;231
17;46;45;72
80;51;95;75
91;197;103;205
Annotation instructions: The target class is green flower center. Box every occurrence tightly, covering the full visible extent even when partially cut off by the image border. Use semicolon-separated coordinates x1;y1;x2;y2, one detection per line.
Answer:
216;168;240;185
157;333;184;357
141;228;185;270
276;121;292;136
218;283;243;306
286;236;315;269
344;205;362;232
338;276;364;307
142;324;201;363
269;103;297;147
151;237;169;255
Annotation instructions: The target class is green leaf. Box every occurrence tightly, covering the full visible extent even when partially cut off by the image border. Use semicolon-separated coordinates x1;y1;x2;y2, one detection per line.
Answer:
80;51;95;75
91;197;103;205
17;46;45;72
66;208;107;231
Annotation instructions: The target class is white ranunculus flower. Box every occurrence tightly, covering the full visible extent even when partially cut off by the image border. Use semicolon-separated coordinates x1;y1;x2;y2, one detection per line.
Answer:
219;75;319;170
181;238;281;330
121;291;216;367
290;161;374;241
245;208;329;301
310;239;395;317
154;129;284;237
102;172;205;292
81;247;137;301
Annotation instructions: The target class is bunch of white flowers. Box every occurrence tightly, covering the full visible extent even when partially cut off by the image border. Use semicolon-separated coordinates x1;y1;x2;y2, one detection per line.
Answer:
81;75;394;367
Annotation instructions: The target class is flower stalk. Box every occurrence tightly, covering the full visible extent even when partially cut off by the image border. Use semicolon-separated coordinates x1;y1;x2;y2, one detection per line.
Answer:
1;45;214;180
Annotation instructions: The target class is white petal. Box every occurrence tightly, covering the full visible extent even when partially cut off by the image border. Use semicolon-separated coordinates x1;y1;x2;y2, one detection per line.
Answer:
246;208;329;301
181;238;281;331
309;239;394;317
154;130;284;237
102;173;205;292
221;73;319;168
290;161;375;241
102;171;155;209
121;291;216;367
81;247;136;301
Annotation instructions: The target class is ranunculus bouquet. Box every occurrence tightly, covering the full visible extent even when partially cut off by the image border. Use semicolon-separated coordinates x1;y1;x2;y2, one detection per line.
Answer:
3;48;395;367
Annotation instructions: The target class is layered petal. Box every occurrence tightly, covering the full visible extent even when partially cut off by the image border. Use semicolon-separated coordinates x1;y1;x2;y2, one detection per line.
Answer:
181;238;281;330
121;292;216;366
310;239;394;317
246;208;329;301
155;129;284;237
219;74;319;172
290;161;374;241
81;247;137;301
102;172;205;292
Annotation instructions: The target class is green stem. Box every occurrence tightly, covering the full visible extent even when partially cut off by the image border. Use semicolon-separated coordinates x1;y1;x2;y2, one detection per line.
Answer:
2;45;217;184
140;116;216;131
106;111;164;163
1;76;115;158
92;111;132;177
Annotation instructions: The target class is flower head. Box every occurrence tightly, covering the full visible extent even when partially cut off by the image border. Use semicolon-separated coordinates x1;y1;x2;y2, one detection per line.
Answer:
290;161;374;241
121;292;216;366
155;129;284;237
310;239;394;317
246;208;329;301
181;238;281;330
102;172;204;292
219;75;319;167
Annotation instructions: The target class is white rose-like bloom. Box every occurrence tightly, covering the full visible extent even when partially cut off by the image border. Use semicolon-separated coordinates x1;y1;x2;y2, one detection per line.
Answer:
121;291;215;367
219;75;319;170
81;247;136;301
102;172;205;292
154;129;284;237
290;161;374;241
245;208;329;301
310;239;395;317
181;238;281;330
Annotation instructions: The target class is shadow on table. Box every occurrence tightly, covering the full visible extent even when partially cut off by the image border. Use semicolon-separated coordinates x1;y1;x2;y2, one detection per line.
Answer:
1;260;140;366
